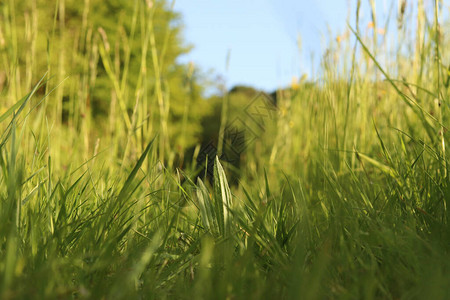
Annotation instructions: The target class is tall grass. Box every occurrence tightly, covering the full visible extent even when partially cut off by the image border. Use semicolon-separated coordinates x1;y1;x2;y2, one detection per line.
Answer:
0;0;449;299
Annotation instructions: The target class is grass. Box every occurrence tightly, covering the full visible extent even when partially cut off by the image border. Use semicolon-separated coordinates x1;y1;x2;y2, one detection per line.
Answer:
0;0;449;299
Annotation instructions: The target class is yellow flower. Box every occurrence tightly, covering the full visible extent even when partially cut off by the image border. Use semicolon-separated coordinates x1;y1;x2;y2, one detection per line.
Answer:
368;21;374;29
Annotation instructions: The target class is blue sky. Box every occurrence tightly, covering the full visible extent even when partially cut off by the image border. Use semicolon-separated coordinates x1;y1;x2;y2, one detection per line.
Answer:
173;0;421;92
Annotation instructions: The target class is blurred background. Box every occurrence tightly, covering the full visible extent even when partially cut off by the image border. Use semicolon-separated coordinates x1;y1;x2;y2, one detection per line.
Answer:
0;0;449;181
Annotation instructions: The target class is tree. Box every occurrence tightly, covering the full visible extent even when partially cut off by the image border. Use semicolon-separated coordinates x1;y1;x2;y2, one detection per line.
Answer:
0;0;208;165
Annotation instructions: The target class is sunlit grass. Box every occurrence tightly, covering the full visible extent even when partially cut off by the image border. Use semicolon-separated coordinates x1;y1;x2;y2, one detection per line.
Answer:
0;0;449;299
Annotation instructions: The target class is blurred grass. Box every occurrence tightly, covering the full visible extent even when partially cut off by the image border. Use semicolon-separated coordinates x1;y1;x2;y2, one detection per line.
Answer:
0;0;450;299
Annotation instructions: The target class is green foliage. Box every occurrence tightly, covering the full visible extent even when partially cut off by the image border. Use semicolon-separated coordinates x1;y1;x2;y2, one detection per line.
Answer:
0;0;208;166
0;1;450;299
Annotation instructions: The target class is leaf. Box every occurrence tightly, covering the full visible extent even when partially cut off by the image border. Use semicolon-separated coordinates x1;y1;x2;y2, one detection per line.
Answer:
356;152;397;179
213;156;233;236
0;73;47;123
196;178;217;234
117;136;156;201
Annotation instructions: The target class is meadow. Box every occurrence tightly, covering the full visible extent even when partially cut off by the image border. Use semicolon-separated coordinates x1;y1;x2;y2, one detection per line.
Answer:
0;0;449;299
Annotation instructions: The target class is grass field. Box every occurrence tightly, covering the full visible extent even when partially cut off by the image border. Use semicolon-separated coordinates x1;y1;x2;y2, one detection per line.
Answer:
0;0;449;299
